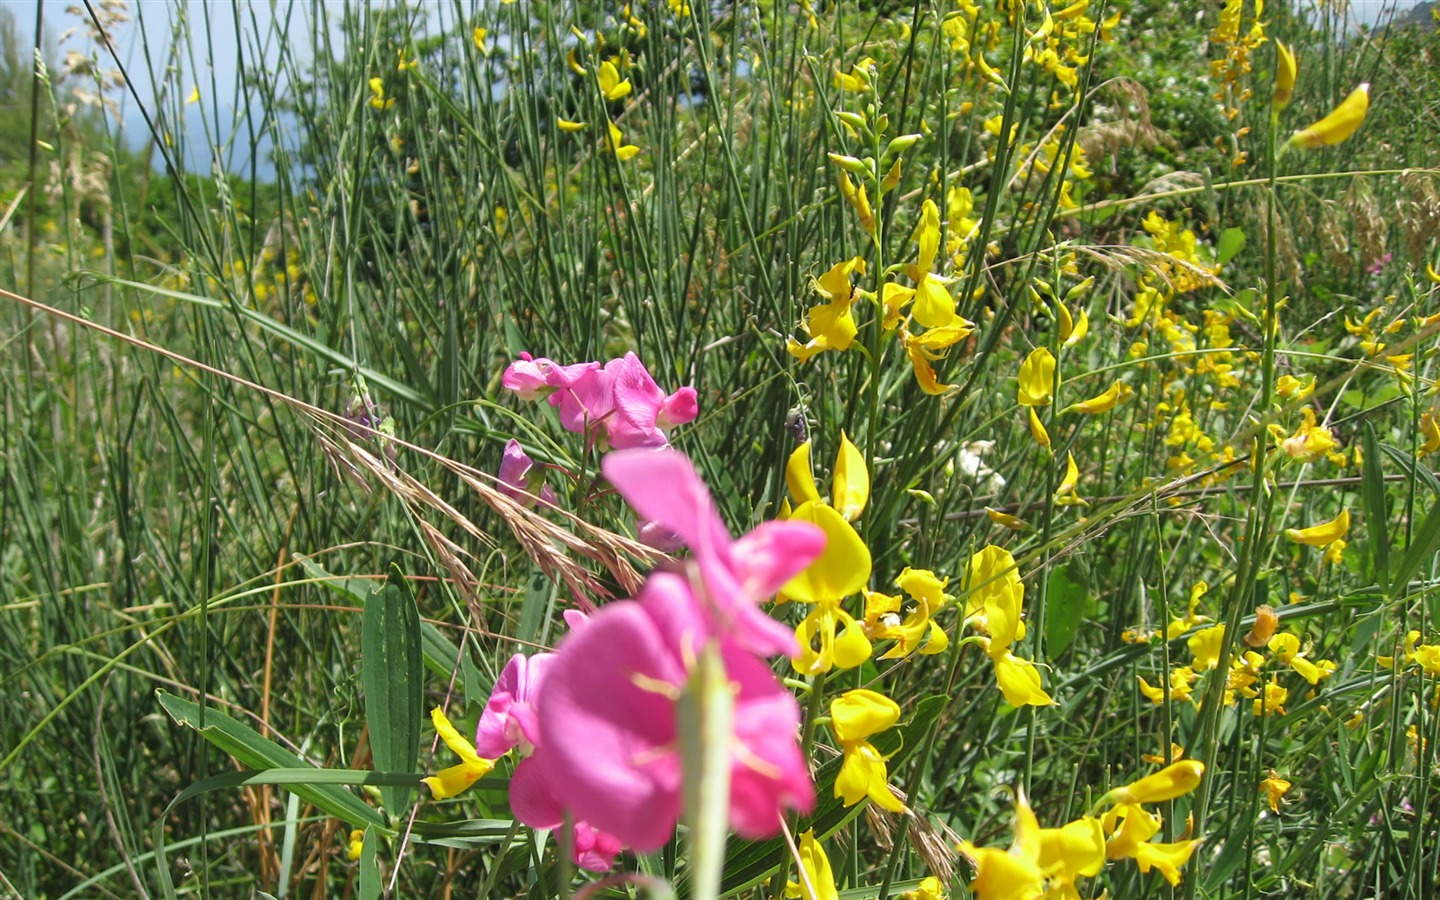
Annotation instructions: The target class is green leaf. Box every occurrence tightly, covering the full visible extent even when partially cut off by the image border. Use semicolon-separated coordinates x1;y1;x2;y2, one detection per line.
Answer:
1392;490;1440;593
363;565;424;814
1045;563;1090;659
1360;424;1390;592
1217;226;1246;264
357;826;381;900
156;691;386;831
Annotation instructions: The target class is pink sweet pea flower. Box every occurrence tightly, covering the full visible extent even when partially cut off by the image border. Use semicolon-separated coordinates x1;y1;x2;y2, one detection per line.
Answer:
501;352;600;402
605;353;700;450
497;439;557;509
534;570;815;851
602;448;825;657
477;652;625;872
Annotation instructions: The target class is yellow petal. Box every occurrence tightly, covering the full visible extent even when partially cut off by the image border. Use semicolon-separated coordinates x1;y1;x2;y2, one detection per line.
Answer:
781;502;872;602
1131;839;1202;886
786;443;822;505
557;118;587;132
985;507;1030;530
430;706;481;765
422;760;492;800
1017;347;1057;407
789;830;840;900
832;432;869;521
830;688;901;742
1054;451;1081;502
1273;40;1297;110
1062;380;1131;415
1027;406;1051;448
1107;760;1206;805
1287;83;1369;149
1037;816;1106;881
993;652;1055;707
836;742;906;811
1284;508;1350;546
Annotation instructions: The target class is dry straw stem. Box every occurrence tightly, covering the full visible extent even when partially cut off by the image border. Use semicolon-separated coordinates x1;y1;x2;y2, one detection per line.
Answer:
0;286;663;612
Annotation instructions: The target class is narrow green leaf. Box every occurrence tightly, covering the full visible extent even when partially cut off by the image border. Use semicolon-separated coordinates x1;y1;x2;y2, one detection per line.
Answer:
1392;494;1440;593
362;565;424;814
678;645;734;900
156;691;385;830
1361;424;1390;592
357;826;381;900
1044;563;1090;659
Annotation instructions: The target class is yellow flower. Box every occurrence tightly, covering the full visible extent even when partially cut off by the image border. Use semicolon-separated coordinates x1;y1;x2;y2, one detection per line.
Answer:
1062;380;1131;415
368;77;395;111
1279;408;1337;462
1253;682;1288;716
838;170;876;234
788;258;865;361
1037;816;1106;890
422;707;495;800
1285;508;1350;547
834;57;876;93
1273;40;1296;110
1054;451;1084;506
1188;624;1226;671
877;567;953;659
1017;348;1057;407
993;652;1055;707
965;546;1053;706
786;830;839;900
473;26;487;51
607;121;640;161
986;507;1030;530
1027;407;1051;449
556;118;587;132
1287;83;1369;149
1259;773;1292;812
902;876;946;900
830;690;906;812
958;793;1044;900
346;828;365;861
597;60;632;100
1131;839;1202;886
1104;760;1205;806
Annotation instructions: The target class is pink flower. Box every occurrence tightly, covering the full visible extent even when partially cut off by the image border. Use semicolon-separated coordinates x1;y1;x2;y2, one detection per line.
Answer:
477;652;625;872
497;439;557;508
501;352;599;402
534;571;815;852
503;352;699;450
602;448;825;657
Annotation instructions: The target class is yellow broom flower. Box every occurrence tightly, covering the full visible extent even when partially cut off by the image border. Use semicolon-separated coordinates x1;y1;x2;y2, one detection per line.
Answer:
1287;84;1369;149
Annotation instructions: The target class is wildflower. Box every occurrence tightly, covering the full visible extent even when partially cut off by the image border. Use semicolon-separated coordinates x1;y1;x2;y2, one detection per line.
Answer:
1054;451;1084;506
1037;816;1106;896
347;829;364;861
597;60;632;100
902;876;946;900
830;689;906;812
1253;682;1288;716
986;507;1030;530
1278;408;1337;462
1027;407;1051;449
473;26;487;51
497;440;557;508
1284;508;1350;547
1062;380;1131;415
422;707;496;800
834;57;876;92
1259;773;1291;812
603;448;826;658
367;77;395;110
837;171;876;234
874;567;953;659
958;792;1045;900
1273;40;1296;110
502;352;697;451
556;118;587;132
537;569;815;851
1287;84;1369;150
470;653;625;872
965;545;1054;706
1243;604;1280;647
1267;633;1335;684
783;437;874;673
1132;839;1202;886
1188;624;1226;671
906;200;964;328
1103;760;1205;806
788;258;865;361
786;830;838;900
1137;666;1199;705
608;121;640;160
1017;348;1057;406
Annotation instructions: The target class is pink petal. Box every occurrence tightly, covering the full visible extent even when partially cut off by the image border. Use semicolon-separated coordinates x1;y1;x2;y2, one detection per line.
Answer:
658;386;699;430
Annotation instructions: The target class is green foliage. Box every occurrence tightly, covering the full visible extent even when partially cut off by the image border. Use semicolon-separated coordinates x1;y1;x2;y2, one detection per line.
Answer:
2;0;1440;898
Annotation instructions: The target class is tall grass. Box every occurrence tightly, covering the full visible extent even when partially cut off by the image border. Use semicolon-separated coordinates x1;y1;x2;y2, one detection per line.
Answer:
2;0;1440;897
